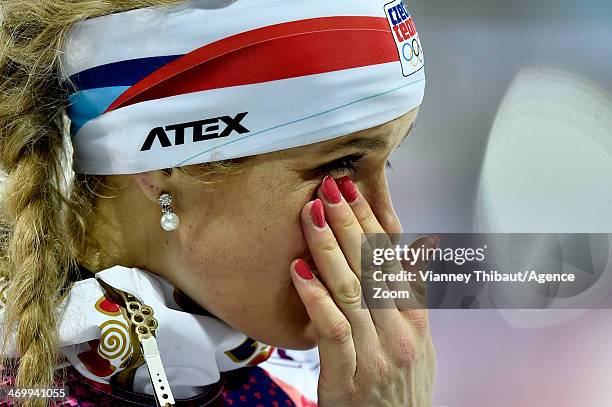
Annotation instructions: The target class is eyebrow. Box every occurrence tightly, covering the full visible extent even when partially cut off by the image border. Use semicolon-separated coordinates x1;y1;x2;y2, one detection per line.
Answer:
315;120;417;155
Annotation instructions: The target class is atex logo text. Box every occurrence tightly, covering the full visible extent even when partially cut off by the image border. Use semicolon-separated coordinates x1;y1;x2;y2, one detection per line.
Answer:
140;112;250;151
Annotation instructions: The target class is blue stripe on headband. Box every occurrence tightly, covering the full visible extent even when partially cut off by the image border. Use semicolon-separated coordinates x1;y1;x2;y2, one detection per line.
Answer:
64;55;182;135
68;86;130;135
64;55;182;93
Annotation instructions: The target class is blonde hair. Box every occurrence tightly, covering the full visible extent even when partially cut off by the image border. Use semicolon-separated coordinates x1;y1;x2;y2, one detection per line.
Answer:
0;1;248;405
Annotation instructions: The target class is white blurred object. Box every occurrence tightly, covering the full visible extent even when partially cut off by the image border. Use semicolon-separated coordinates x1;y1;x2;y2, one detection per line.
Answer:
476;68;612;233
475;68;612;328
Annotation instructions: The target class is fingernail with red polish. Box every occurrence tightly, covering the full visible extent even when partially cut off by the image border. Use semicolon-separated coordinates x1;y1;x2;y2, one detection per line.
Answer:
321;175;342;204
310;199;326;228
336;176;359;203
294;259;314;280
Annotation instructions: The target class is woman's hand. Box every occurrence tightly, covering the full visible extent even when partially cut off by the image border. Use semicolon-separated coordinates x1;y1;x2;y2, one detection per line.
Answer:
290;175;436;407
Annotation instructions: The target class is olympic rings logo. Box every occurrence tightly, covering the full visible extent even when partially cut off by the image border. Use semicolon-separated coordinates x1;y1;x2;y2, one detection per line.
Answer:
402;38;424;67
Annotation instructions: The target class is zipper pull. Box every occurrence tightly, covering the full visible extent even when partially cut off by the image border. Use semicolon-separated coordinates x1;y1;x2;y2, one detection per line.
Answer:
141;335;175;407
126;299;176;407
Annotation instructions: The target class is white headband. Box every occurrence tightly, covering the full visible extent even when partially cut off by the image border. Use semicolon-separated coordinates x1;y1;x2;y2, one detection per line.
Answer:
60;0;425;175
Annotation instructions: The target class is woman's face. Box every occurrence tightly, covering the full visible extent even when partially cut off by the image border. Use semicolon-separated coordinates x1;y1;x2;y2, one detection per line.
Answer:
143;108;418;350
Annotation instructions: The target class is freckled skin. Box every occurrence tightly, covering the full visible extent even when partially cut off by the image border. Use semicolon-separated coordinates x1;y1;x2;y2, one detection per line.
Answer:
87;109;418;350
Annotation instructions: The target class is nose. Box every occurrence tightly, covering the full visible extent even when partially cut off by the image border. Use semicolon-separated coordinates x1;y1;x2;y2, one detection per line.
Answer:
358;176;403;240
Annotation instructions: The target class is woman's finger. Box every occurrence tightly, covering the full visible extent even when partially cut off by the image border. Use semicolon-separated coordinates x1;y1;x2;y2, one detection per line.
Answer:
335;176;393;237
289;259;357;386
335;176;411;327
301;199;380;355
398;235;440;310
373;234;437;311
316;176;397;310
316;175;367;280
335;176;406;279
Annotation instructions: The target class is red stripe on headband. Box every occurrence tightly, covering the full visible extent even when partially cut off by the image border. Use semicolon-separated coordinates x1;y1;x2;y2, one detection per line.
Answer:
105;16;397;112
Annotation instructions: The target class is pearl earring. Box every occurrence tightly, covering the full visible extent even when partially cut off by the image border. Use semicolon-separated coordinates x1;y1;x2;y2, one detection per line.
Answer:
158;192;180;231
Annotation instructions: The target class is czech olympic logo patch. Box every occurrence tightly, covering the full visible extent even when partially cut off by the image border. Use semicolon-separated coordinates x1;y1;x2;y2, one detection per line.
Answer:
384;0;424;77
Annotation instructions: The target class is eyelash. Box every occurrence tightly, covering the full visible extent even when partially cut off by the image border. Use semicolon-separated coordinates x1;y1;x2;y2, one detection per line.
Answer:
317;153;394;174
318;153;366;174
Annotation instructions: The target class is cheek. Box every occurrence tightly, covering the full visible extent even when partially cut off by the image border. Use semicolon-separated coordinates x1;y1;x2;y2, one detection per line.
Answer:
162;179;319;347
171;191;310;316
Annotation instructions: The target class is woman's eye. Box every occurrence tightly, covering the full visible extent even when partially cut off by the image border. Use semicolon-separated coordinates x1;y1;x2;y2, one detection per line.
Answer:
317;153;367;175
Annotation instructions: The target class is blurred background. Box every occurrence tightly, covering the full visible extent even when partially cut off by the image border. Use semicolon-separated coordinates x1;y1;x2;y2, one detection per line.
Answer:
387;0;612;406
